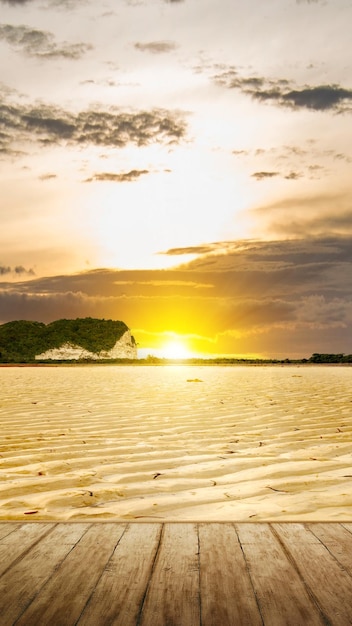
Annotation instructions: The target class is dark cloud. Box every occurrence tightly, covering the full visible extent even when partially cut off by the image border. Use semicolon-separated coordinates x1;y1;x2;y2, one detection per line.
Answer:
213;68;289;91
252;192;352;238
0;23;92;59
0;0;33;4
308;164;324;172
0;129;14;155
334;153;352;163
0;265;35;276
84;169;149;183
232;149;249;156
253;145;308;159
21;106;76;139
0;96;187;156
1;237;351;357
49;0;89;7
251;170;301;181
251;171;279;181
280;86;352;111
213;68;352;112
164;237;352;287
0;0;87;6
271;210;352;238
253;83;352;112
38;173;57;180
160;244;218;256
284;171;301;180
232;143;347;182
134;41;178;54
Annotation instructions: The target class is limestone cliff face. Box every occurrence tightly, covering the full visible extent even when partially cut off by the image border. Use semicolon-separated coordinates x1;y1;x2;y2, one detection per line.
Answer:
35;330;137;361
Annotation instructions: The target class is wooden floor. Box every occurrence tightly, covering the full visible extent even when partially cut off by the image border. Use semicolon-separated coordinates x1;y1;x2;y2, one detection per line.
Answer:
1;522;352;625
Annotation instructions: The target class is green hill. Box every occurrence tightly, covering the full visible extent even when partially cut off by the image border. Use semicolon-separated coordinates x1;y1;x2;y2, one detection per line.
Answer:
0;318;134;362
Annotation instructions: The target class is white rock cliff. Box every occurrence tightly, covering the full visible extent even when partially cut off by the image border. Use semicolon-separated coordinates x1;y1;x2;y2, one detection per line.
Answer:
35;330;137;361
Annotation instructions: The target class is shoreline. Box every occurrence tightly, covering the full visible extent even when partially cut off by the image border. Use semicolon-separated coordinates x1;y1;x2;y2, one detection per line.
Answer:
1;359;352;367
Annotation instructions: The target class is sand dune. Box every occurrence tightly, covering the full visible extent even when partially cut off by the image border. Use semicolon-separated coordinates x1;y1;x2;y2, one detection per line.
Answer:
1;364;352;521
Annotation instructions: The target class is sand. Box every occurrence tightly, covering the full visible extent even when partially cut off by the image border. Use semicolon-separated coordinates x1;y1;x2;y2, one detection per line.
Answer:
1;364;352;521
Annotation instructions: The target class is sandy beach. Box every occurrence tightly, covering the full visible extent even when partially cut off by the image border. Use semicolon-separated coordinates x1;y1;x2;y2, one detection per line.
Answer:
1;364;352;521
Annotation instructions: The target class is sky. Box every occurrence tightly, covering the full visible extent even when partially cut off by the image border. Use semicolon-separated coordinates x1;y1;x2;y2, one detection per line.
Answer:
1;0;352;359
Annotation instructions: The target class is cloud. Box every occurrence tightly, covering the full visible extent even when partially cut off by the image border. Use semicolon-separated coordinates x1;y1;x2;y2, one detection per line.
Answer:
168;236;352;285
213;68;352;112
116;279;213;289
251;170;302;181
0;0;33;4
231;142;347;182
38;173;57;180
1;236;351;357
134;41;178;54
252;192;352;238
0;23;92;59
0;0;87;5
160;244;218;256
0;96;187;156
232;149;249;156
252;145;308;160
279;86;352;111
251;171;279;181
84;169;149;183
80;77;140;89
49;0;89;7
0;265;35;276
271;209;352;238
284;171;301;180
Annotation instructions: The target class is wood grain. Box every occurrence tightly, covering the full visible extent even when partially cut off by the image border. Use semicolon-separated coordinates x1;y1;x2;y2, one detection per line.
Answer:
78;523;162;626
0;522;54;577
0;523;89;624
199;522;262;626
139;523;200;626
0;522;352;626
237;523;326;626
15;523;125;626
274;522;352;626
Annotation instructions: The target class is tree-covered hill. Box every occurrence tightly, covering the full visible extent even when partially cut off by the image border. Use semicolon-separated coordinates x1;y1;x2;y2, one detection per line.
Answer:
0;318;134;362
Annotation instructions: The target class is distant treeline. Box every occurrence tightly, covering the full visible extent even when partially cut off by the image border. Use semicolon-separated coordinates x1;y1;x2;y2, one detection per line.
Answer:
139;353;352;365
0;318;132;363
307;353;352;363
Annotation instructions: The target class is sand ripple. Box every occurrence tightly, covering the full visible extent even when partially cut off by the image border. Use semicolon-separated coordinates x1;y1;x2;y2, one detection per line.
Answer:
1;365;352;520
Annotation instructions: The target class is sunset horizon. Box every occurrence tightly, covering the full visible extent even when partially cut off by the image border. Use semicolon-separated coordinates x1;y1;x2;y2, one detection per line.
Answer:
1;0;351;359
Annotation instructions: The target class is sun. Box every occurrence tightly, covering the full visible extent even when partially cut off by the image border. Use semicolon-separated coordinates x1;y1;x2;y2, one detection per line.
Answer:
160;339;192;360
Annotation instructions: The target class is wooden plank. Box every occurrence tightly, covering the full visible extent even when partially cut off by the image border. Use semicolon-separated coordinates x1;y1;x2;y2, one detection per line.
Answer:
0;523;90;625
342;523;352;534
139;523;200;626
0;521;351;626
0;522;54;577
236;523;326;626
15;523;126;626
77;523;162;626
271;522;322;544
199;522;262;626
0;522;22;541
308;523;352;576
274;522;352;626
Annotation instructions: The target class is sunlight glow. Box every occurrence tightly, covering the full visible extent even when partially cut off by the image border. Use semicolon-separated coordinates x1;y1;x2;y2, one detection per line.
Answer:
159;339;193;360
